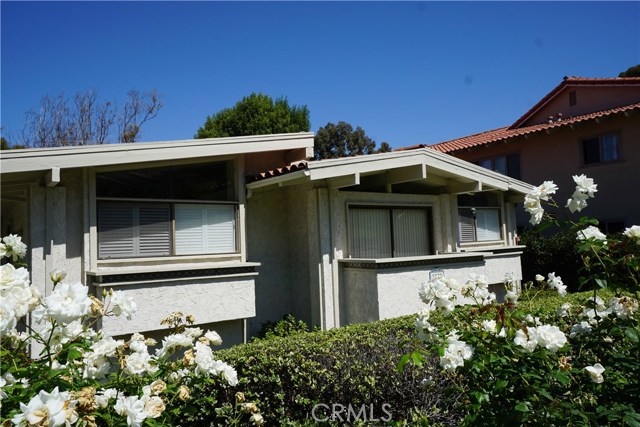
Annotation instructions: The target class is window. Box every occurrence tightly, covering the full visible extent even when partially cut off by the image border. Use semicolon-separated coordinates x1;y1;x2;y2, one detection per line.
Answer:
477;154;520;179
96;162;237;259
583;134;620;164
349;206;433;258
457;194;502;243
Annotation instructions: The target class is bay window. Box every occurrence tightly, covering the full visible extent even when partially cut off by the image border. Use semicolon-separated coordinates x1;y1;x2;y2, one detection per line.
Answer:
96;161;237;259
348;206;433;258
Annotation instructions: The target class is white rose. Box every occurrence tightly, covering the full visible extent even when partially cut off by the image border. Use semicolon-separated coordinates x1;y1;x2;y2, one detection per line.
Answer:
44;282;92;324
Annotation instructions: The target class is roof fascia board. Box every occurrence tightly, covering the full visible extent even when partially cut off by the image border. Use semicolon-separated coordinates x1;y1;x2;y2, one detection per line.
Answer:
1;133;314;174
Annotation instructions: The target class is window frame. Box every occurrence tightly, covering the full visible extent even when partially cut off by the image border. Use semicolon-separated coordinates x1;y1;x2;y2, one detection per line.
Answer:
475;153;521;179
347;204;434;259
581;132;621;166
457;193;504;244
97;199;239;260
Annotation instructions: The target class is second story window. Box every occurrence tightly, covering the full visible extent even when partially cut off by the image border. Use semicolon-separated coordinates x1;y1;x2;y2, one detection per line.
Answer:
583;133;620;165
477;154;521;179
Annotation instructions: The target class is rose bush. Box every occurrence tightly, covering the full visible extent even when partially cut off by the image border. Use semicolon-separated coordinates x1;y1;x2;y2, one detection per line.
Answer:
0;242;264;426
404;175;640;425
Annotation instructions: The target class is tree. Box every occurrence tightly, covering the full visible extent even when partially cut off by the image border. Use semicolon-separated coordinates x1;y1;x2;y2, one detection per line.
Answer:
313;121;392;160
195;93;310;139
18;89;162;147
619;64;640;77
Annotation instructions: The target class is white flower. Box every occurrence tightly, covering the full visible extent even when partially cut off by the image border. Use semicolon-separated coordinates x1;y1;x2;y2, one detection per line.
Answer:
142;395;165;418
624;225;640;244
524;195;545;225
2;234;27;261
95;388;118;409
11;387;78;427
531;181;558;201
220;362;239;386
49;268;67;284
514;328;539;352
546;272;567;297
585;363;605;384
82;352;111;379
535;324;567;352
573;174;598;197
569;321;593;338
92;335;124;357
193;341;215;375
566;175;597;213
557;303;572;318
44;282;92;324
439;330;474;372
184;327;203;340
167;368;190;384
609;297;638;319
114;395;147;427
577;226;607;243
0;296;18;335
204;330;223;346
535;274;545;283
110;290;138;320
515;325;566;352
419;277;461;314
124;351;155;376
0;263;39;318
155;333;193;358
481;319;505;337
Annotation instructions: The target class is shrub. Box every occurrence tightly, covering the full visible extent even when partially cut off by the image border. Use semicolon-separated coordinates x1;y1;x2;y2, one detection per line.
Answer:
254;313;318;341
188;316;466;426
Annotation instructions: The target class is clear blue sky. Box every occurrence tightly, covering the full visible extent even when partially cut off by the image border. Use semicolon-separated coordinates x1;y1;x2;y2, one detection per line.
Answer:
2;1;639;149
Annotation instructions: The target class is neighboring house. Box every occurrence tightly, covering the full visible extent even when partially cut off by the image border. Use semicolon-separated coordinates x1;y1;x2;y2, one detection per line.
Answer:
424;76;640;231
1;133;532;343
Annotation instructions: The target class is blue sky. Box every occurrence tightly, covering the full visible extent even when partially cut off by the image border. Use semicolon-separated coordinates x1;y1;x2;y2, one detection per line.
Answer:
2;1;639;148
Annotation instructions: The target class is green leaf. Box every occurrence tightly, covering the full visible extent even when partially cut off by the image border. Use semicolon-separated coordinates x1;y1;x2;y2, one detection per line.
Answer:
515;402;530;412
625;327;640;343
397;353;411;372
538;388;554;401
595;278;608;289
494;380;508;390
624;414;640;427
411;351;424;368
555;371;571;385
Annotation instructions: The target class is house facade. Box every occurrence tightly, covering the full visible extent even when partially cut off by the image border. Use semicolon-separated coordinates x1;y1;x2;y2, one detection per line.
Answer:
426;77;640;231
1;134;533;343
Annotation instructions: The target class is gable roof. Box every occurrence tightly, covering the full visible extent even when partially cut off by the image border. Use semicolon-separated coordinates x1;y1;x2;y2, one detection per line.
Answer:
427;101;640;154
247;148;533;195
510;76;640;129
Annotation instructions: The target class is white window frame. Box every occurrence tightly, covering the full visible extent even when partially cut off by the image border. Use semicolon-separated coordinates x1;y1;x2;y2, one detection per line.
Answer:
458;207;502;243
347;205;433;259
97;199;238;260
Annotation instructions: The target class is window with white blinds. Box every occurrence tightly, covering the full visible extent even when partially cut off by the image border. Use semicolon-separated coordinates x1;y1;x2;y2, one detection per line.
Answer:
175;204;236;255
458;208;501;243
349;207;432;259
97;202;237;259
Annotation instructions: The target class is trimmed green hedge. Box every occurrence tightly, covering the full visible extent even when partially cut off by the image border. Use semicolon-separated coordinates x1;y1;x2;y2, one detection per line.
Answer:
197;316;464;426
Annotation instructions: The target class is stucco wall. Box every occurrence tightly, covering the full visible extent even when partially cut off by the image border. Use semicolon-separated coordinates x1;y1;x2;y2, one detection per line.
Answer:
98;276;256;337
454;114;640;228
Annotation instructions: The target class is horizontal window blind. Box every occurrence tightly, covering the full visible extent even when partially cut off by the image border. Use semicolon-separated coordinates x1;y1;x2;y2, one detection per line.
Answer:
175;204;236;255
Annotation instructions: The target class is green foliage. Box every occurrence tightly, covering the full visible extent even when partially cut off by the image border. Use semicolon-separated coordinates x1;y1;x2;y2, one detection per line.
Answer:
206;316;465;426
254;313;318;341
619;64;640;77
520;228;582;291
195;93;310;139
313;121;391;160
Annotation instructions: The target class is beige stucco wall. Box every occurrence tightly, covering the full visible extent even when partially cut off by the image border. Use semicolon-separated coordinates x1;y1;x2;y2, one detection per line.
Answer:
453;114;640;228
98;276;256;337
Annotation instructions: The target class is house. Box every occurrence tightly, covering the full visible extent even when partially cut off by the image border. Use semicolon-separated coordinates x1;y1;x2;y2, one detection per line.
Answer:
424;76;640;231
1;133;533;343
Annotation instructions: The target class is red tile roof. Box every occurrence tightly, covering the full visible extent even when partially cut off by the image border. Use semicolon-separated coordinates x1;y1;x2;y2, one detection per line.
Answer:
510;76;640;129
246;160;308;183
427;102;640;154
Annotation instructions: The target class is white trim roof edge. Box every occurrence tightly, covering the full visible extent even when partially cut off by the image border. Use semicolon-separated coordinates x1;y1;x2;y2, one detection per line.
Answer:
1;132;315;174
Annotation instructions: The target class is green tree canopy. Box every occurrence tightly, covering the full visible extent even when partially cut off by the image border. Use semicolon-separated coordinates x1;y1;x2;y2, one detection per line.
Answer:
619;64;640;77
313;121;392;160
195;93;310;139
